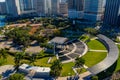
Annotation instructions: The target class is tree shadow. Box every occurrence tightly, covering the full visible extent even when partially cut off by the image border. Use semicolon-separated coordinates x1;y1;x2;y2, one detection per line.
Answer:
2;69;14;78
97;61;117;79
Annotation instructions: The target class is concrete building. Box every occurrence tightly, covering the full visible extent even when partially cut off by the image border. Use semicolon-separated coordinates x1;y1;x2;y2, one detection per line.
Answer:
84;0;104;22
0;2;7;14
103;0;120;27
59;2;68;16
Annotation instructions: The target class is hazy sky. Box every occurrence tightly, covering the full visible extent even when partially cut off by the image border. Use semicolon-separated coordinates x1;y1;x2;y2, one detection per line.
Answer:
0;0;5;2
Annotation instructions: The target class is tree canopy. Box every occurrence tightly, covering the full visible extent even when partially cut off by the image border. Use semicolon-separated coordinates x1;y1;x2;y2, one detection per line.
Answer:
8;73;25;80
75;57;85;68
84;27;98;35
5;28;31;47
50;60;62;77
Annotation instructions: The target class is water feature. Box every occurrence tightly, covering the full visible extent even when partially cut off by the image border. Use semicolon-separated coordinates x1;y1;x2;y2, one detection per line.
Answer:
0;15;6;27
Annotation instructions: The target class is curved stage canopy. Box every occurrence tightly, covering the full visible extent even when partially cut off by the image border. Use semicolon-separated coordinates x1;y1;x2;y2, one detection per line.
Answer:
88;34;119;75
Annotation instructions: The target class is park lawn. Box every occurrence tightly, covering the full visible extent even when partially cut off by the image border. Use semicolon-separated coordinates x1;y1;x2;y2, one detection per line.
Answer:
50;56;57;63
82;51;107;67
61;62;75;77
35;57;51;67
87;40;106;50
115;56;120;72
76;68;87;74
79;35;89;42
114;45;120;72
4;55;15;65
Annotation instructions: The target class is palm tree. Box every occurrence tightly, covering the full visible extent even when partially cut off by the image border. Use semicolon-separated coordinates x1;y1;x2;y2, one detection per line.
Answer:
50;60;62;78
14;52;24;71
0;48;8;59
75;57;85;74
75;57;85;68
29;54;37;65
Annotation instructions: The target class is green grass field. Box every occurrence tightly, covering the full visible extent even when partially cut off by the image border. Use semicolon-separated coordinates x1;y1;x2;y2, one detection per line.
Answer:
82;51;107;67
35;57;51;67
114;45;120;72
87;40;106;50
61;62;75;76
2;55;14;65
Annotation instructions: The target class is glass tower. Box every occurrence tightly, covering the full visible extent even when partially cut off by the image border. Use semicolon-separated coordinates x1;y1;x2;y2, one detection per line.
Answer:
103;0;120;26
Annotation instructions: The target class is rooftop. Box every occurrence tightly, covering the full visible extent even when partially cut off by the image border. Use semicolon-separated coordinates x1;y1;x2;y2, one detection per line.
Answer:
49;37;68;44
19;64;50;73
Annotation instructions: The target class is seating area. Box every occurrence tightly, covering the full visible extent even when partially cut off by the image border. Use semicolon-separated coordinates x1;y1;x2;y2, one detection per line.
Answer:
59;56;71;62
68;53;79;58
58;40;87;63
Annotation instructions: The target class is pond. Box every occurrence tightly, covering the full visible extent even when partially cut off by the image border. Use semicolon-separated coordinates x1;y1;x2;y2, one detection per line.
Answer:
0;15;6;27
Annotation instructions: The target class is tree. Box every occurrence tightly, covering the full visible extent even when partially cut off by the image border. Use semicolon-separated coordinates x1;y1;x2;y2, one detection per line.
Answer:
0;48;8;59
14;52;24;71
8;73;25;80
5;28;31;48
75;57;85;68
84;27;98;35
29;54;37;65
91;76;98;80
50;60;62;78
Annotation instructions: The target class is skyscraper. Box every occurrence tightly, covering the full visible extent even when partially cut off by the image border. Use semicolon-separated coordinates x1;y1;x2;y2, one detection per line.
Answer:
6;0;35;17
34;0;45;16
0;2;7;14
51;0;59;16
6;0;18;17
103;0;120;27
17;0;35;15
19;0;33;11
59;2;68;16
44;0;52;16
84;0;104;21
68;0;84;18
68;0;84;11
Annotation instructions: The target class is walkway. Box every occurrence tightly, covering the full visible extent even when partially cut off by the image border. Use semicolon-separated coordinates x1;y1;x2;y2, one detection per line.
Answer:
0;65;15;79
89;49;108;52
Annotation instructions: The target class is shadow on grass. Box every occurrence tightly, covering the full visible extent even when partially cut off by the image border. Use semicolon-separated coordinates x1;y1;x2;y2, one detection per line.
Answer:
97;61;117;80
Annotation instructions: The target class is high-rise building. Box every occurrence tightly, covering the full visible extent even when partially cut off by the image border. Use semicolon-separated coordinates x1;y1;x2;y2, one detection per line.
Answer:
6;0;18;17
34;0;45;16
0;2;7;14
6;0;35;17
68;0;104;22
68;0;84;18
44;0;52;16
103;0;120;27
84;0;104;21
59;2;68;16
17;0;35;15
51;0;60;16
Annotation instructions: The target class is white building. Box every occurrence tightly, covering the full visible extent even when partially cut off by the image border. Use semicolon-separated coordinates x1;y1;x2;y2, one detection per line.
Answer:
19;64;51;77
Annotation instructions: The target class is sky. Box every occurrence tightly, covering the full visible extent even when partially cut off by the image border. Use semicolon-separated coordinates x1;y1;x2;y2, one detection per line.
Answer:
0;0;5;2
